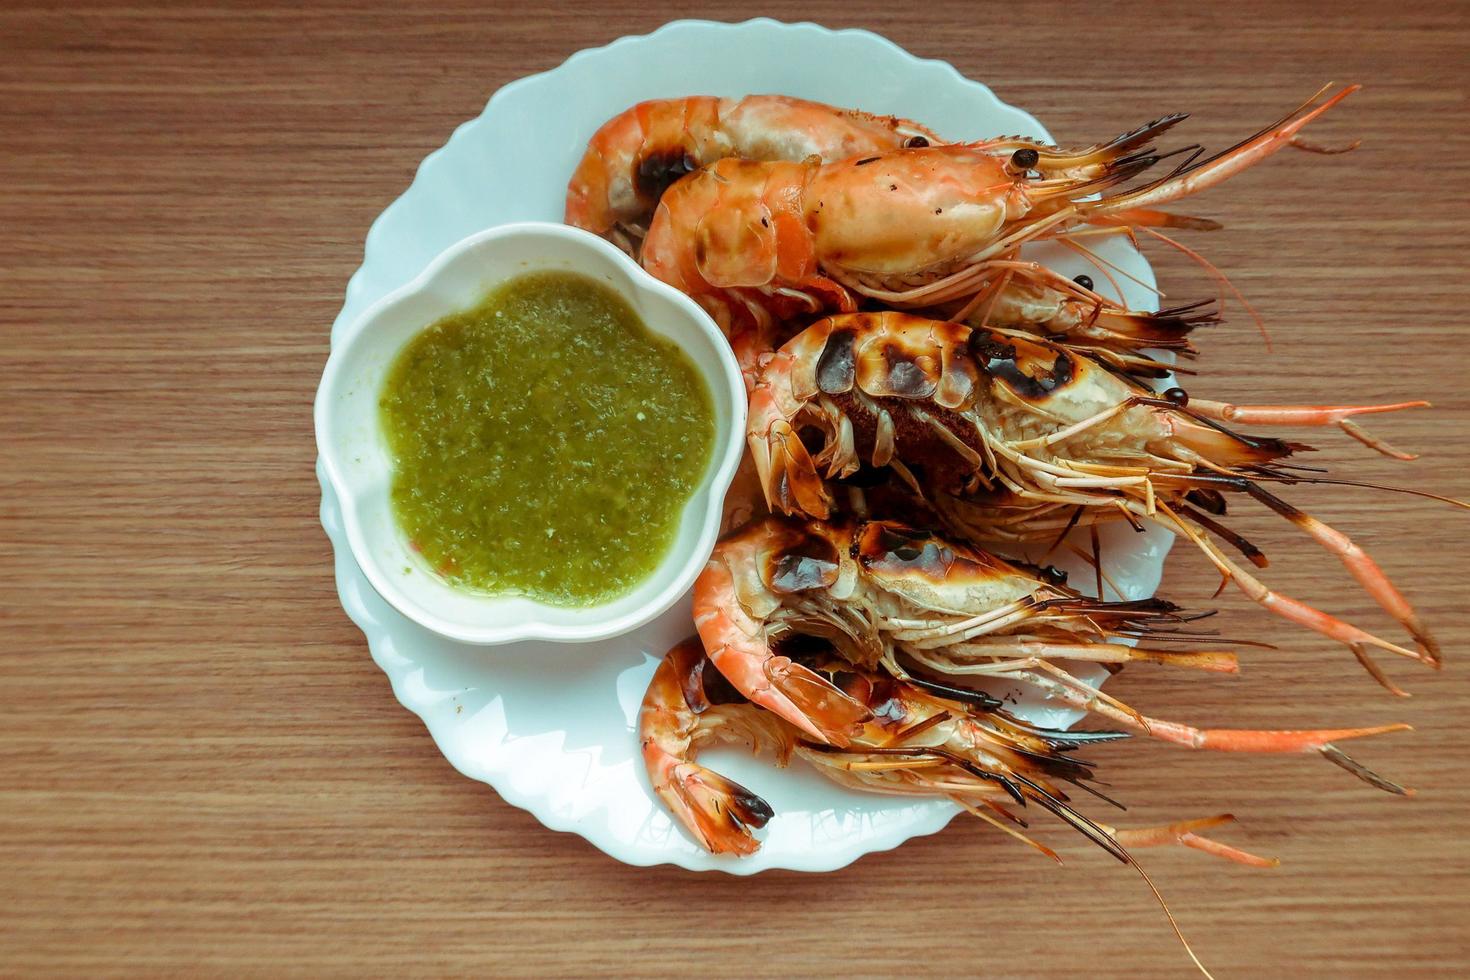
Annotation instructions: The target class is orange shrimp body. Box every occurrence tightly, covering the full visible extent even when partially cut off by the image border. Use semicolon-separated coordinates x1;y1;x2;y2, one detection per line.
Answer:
641;87;1360;333
641;638;1146;862
642;630;1409;858
565;94;938;250
640;148;1037;333
692;514;1235;745
807;146;1030;279
640;157;841;336
638;637;789;856
642;152;1211;375
747;311;1451;676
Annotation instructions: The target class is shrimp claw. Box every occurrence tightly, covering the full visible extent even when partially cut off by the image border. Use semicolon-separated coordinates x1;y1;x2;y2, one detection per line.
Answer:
693;541;871;745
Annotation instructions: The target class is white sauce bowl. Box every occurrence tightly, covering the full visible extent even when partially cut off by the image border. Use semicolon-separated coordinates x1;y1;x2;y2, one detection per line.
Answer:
314;222;746;645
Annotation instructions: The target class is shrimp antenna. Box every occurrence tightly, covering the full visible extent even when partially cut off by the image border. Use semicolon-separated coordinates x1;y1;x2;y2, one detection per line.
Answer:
899;674;1004;710
1137;224;1271;347
1000;716;1133;747
1246;469;1470;510
1132;852;1218;980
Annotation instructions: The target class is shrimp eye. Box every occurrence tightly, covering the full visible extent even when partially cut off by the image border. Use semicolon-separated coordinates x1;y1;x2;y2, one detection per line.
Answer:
1073;274;1095;291
1162;386;1190;406
1010;148;1040;170
1038;565;1069;587
903;135;930;149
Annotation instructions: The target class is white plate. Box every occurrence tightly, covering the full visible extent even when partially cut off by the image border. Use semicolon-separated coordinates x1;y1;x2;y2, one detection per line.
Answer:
317;18;1174;873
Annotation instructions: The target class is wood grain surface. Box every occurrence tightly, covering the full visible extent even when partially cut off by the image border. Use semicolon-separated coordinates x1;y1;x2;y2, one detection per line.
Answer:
3;2;1468;976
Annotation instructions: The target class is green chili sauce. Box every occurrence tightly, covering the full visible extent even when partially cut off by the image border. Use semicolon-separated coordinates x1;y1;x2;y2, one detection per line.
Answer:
379;271;715;605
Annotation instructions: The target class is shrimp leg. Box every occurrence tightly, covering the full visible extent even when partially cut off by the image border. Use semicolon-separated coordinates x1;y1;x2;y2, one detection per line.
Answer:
1006;664;1412;794
1103;815;1280;869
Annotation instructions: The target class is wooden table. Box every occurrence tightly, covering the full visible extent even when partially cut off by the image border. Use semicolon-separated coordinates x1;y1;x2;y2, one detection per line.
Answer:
4;2;1467;975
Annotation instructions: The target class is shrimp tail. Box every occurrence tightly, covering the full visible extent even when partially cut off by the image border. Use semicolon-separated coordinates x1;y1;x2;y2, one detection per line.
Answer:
640;638;793;855
645;744;775;857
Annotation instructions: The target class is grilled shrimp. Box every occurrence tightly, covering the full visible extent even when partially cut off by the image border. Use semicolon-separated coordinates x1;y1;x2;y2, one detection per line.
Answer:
747;311;1461;679
641;87;1356;335
644;639;1403;861
565;95;940;254
693;514;1238;745
565;93;1182;255
639;637;789;855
